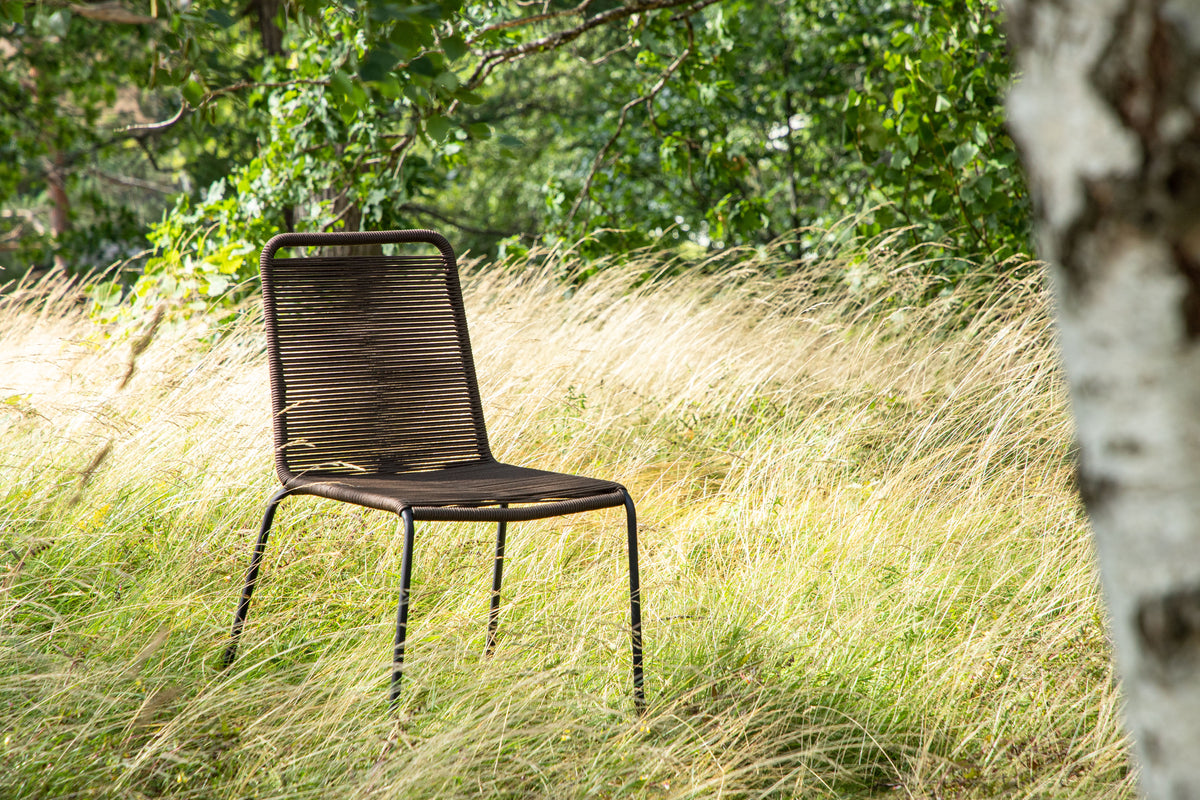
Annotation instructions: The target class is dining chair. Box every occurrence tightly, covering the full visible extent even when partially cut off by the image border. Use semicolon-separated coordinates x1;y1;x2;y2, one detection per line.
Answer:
219;229;644;711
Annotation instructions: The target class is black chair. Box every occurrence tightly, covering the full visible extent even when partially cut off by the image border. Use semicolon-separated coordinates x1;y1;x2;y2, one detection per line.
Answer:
220;229;644;710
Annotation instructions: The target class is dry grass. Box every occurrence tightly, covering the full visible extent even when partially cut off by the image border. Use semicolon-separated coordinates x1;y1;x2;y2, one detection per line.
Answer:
0;241;1130;798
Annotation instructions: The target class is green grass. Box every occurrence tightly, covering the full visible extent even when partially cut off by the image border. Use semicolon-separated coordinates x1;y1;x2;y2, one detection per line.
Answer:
0;243;1130;798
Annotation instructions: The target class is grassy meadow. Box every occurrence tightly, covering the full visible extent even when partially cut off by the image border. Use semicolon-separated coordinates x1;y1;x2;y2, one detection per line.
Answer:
0;242;1131;798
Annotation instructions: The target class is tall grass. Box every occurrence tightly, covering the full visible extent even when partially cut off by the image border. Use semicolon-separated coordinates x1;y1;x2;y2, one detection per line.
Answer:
0;241;1129;798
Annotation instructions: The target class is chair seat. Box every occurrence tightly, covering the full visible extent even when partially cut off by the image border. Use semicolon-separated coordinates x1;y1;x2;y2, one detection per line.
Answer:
284;460;626;521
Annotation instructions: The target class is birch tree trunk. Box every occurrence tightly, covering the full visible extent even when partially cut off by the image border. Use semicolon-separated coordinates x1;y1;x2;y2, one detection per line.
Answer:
1005;0;1200;794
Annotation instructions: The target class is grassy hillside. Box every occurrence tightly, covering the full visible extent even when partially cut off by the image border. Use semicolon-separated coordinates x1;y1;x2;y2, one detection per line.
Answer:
0;245;1130;798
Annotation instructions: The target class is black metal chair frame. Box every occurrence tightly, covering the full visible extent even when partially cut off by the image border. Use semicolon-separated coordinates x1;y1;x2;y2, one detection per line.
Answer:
219;229;644;711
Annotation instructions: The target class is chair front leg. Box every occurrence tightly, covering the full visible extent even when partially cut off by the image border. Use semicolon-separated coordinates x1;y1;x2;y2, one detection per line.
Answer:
391;507;417;704
222;487;291;668
486;512;508;656
623;489;645;713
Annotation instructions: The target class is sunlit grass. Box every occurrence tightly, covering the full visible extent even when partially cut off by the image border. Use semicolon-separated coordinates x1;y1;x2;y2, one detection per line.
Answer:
0;239;1130;798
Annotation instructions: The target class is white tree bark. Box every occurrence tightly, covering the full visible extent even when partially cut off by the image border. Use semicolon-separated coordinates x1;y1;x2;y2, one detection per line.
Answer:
1006;0;1200;795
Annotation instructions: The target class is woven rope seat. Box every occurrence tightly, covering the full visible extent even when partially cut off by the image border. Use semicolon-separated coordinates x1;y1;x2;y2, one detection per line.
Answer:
220;229;644;711
286;464;625;521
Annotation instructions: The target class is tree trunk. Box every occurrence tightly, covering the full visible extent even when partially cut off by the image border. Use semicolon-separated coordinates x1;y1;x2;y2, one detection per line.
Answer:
1005;0;1200;794
47;150;70;271
252;0;285;56
780;55;804;263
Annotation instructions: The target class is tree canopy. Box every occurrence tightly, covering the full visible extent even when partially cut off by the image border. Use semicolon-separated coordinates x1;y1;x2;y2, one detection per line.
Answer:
1;0;1027;300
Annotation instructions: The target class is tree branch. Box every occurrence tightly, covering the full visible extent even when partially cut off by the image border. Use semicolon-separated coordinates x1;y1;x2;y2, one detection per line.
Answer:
397;203;520;239
199;78;329;109
669;0;724;22
465;0;708;91
564;16;695;228
586;37;638;66
117;103;187;137
67;1;157;24
86;167;177;194
110;78;326;144
468;0;596;40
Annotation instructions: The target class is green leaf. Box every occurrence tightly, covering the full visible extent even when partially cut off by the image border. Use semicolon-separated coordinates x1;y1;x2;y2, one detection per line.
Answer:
334;70;368;121
359;46;400;83
433;70;459;92
46;9;69;38
205;275;230;297
453;88;483;105
204;8;236;27
0;1;25;24
369;2;440;21
330;69;355;102
389;21;420;53
402;83;428;104
934;94;952;112
950;142;979;169
424;115;453;142
409;55;437;77
441;34;468;62
374;75;403;99
973;122;989;148
181;79;205;108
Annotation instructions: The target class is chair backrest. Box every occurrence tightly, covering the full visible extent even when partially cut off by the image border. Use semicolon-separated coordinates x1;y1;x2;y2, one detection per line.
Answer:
260;229;493;481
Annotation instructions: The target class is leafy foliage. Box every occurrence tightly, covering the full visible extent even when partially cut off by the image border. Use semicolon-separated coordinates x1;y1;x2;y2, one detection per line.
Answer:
0;0;259;275
843;0;1025;263
2;0;1029;305
459;0;1028;263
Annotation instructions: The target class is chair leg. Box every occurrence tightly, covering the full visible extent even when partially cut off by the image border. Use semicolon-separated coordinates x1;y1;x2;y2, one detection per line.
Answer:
391;507;417;705
622;489;646;713
222;487;290;668
485;516;507;656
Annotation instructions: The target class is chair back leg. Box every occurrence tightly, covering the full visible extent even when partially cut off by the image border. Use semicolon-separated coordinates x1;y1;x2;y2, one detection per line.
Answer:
623;490;645;713
391;507;417;704
222;487;290;668
486;517;508;655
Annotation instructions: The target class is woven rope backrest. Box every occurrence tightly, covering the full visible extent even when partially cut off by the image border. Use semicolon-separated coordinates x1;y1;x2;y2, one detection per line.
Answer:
261;230;492;480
